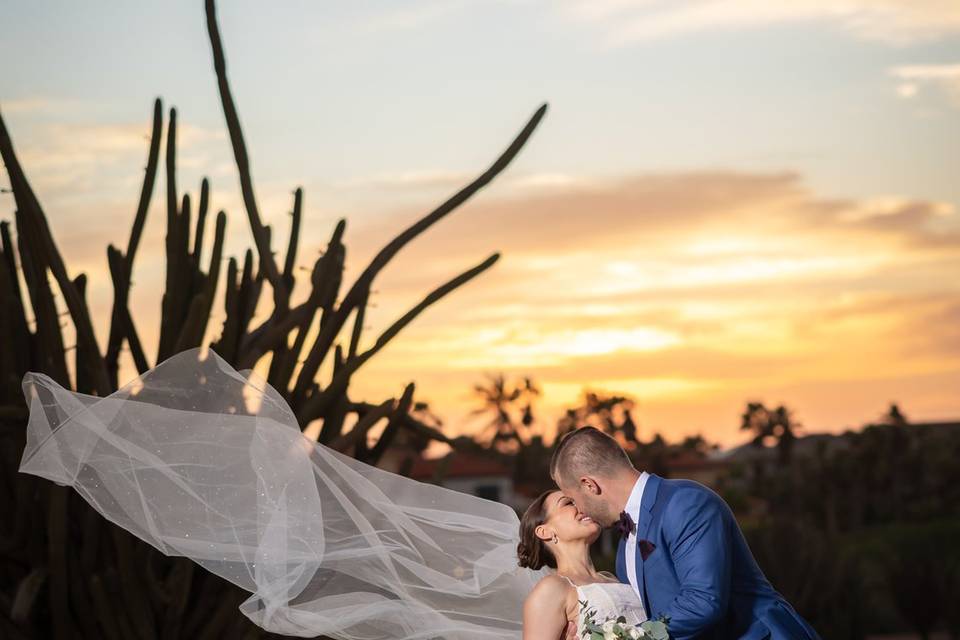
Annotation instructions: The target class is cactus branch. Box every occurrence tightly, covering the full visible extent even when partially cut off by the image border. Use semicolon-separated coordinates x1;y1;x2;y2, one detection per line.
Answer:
204;0;288;311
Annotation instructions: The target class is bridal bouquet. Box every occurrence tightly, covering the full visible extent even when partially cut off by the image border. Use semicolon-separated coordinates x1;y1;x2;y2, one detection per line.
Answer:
579;601;670;640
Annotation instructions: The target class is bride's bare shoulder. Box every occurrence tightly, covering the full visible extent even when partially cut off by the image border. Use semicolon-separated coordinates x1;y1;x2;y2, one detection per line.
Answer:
523;574;578;632
525;574;573;605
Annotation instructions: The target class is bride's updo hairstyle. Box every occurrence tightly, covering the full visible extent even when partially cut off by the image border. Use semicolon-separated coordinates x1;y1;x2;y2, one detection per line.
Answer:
517;490;557;570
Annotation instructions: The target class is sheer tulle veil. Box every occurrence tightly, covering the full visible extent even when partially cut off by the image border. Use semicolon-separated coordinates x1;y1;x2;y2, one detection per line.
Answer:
18;347;545;638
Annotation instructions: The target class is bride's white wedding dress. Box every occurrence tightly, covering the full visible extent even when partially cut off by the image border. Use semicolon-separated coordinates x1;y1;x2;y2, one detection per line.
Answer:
562;577;647;637
18;347;546;639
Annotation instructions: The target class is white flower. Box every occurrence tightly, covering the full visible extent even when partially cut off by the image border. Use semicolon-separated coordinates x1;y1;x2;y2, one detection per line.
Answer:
601;620;618;639
627;627;645;639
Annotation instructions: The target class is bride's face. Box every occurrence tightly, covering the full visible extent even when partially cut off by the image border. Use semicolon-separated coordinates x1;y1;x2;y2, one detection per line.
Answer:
542;490;601;545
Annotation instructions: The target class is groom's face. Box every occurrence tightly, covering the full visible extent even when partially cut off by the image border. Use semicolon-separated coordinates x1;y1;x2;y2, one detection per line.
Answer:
556;476;615;527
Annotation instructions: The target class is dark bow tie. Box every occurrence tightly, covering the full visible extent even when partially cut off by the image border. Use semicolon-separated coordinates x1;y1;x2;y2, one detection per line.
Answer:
616;512;657;560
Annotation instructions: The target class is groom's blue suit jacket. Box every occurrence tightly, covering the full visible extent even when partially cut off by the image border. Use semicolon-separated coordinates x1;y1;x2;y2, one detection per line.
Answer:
615;475;820;640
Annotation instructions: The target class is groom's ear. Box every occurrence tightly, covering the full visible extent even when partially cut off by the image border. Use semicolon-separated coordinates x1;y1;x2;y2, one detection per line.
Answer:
580;476;601;495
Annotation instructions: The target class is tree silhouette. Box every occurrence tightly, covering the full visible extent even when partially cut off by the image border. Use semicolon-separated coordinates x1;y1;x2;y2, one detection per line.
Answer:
556;390;640;447
470;373;541;452
881;402;909;427
679;434;717;455
740;401;800;464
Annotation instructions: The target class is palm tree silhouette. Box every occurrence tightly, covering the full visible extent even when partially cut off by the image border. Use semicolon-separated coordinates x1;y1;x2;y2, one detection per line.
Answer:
740;401;800;464
556;390;641;447
881;402;908;427
470;373;540;451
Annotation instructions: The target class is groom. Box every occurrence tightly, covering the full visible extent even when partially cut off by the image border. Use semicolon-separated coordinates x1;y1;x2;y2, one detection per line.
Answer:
552;427;820;640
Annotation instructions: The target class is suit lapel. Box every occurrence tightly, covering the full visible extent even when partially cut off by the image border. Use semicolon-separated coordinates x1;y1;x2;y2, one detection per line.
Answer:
635;474;662;609
615;535;627;584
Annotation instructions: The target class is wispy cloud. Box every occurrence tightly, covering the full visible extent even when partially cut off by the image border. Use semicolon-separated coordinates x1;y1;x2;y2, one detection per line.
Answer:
339;170;474;191
0;96;98;118
335;170;593;194
6;162;954;444
11;119;226;200
560;0;960;46
890;62;960;107
354;0;470;35
347;171;958;285
337;169;960;441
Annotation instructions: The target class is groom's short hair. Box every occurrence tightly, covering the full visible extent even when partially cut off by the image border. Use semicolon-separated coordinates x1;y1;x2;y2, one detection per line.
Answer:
550;426;634;484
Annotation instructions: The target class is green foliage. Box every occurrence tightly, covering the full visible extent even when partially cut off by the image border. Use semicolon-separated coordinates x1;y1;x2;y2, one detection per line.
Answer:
745;518;868;638
741;422;960;533
579;600;671;639
642;619;670;640
738;416;960;639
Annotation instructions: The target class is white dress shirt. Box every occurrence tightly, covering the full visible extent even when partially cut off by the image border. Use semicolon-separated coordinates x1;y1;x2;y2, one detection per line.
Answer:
623;471;650;603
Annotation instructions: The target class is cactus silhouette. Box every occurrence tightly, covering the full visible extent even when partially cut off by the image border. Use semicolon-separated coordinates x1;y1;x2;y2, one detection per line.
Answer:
0;1;547;637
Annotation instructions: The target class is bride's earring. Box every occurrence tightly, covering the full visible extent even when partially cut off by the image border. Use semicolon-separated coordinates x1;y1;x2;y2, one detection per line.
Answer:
552;533;559;544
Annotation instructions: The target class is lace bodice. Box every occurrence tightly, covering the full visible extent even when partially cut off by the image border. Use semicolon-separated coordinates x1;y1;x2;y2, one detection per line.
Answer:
564;577;648;637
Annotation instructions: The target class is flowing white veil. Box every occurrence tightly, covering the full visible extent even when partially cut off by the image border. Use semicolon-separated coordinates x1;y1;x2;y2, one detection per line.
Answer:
18;347;545;638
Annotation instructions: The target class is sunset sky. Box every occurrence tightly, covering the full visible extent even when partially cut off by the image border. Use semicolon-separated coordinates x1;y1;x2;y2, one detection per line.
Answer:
3;1;959;447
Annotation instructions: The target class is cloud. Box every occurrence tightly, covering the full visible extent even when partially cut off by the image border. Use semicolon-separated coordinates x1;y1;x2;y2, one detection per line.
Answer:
338;170;475;192
331;171;594;196
324;172;959;423
0;96;94;118
890;63;960;106
10;119;227;200
325;167;960;442
6;149;958;444
354;1;469;35
891;63;960;80
341;171;959;301
896;83;919;98
560;0;960;46
354;170;804;255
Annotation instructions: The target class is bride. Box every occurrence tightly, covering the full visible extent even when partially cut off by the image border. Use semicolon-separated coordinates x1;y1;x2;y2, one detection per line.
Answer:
16;346;644;640
517;490;647;639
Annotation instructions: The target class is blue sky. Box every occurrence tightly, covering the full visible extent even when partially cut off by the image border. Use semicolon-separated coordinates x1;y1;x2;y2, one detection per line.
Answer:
2;1;959;444
5;1;959;202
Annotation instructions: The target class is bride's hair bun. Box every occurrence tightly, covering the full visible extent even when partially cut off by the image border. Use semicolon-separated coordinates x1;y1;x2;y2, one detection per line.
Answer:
517;491;557;570
516;540;533;568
